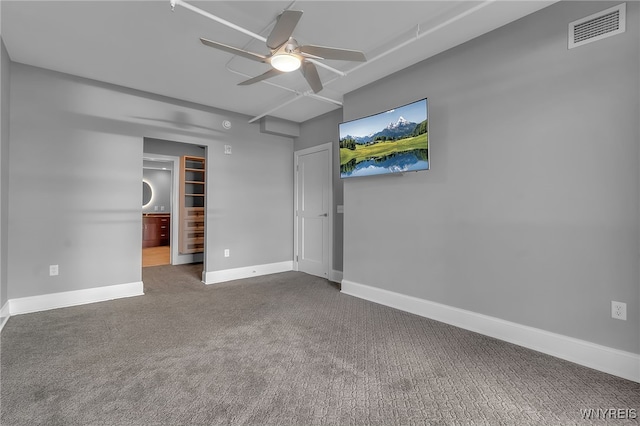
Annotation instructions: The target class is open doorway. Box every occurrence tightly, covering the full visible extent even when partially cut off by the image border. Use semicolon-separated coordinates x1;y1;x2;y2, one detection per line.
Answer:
142;159;173;266
142;138;207;276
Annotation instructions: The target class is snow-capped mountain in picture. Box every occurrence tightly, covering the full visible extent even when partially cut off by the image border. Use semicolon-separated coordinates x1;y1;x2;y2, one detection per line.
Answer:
344;117;418;145
387;116;410;129
374;116;416;140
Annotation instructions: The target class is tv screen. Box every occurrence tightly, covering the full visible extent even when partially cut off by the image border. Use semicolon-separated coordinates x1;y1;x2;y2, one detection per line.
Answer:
339;98;428;178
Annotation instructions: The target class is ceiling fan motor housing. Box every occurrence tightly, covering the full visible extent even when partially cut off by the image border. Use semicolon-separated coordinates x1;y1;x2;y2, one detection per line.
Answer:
284;38;299;54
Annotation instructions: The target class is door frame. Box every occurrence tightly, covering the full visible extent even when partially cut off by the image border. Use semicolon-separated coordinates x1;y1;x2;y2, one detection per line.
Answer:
293;142;333;279
143;152;203;267
142;154;178;265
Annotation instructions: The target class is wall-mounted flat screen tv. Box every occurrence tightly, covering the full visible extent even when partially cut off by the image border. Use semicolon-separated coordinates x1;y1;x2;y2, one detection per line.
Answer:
339;98;428;178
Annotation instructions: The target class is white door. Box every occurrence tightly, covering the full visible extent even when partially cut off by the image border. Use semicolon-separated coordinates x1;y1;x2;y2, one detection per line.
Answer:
295;144;332;279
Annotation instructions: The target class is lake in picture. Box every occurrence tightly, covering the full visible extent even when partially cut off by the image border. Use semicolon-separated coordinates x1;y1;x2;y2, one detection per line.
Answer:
340;149;429;178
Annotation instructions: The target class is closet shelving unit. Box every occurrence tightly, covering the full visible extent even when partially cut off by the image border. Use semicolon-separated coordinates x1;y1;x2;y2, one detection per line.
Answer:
179;155;205;254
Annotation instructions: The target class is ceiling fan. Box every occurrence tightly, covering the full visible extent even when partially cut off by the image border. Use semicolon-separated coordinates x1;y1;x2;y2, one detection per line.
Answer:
197;9;367;93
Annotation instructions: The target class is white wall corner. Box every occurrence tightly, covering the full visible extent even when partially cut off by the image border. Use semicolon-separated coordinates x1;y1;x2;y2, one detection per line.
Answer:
9;281;144;316
341;280;640;383
0;301;10;333
203;261;293;285
330;269;343;284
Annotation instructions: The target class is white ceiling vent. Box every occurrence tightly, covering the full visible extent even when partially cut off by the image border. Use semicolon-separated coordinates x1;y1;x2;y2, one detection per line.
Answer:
569;3;626;49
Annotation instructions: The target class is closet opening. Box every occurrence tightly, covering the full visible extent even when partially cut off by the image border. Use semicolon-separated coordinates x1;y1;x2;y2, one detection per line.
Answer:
142;138;207;277
142;159;173;267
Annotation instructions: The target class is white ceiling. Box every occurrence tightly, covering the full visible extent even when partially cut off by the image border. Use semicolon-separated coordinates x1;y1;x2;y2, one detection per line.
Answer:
1;1;556;123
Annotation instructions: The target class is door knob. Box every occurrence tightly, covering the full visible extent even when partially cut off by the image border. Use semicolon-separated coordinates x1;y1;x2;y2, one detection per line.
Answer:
319;213;328;217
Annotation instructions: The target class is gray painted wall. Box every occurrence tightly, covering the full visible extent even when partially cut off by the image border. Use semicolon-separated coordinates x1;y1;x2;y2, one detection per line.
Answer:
342;1;639;353
8;63;293;299
295;109;344;272
260;116;300;138
0;37;9;309
143;159;174;171
141;133;293;271
144;137;205;158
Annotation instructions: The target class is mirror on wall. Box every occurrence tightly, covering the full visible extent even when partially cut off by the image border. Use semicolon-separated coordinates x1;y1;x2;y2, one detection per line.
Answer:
142;181;152;206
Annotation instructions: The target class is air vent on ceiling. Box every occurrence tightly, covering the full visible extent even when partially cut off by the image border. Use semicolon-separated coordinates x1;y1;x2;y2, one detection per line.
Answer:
569;3;626;49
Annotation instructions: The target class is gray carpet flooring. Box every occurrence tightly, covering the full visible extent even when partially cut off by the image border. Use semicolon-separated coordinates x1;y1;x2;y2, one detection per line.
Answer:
1;265;638;425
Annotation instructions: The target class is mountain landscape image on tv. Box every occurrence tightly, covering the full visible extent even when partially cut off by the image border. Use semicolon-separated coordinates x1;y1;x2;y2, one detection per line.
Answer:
339;98;428;178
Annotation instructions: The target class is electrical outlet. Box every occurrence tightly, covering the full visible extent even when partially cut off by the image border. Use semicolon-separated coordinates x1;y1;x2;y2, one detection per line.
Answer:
611;301;627;321
224;249;230;257
224;145;232;155
49;264;59;276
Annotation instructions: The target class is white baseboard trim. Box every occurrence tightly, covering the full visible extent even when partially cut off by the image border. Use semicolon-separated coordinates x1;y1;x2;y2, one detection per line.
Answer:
203;261;293;285
0;301;10;332
341;279;640;383
330;270;343;284
9;281;144;316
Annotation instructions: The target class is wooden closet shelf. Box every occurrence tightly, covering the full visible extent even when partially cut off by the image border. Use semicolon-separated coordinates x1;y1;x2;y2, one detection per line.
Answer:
180;156;206;255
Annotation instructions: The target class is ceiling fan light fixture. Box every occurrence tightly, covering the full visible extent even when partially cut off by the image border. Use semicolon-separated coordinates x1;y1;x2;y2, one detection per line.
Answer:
270;54;301;72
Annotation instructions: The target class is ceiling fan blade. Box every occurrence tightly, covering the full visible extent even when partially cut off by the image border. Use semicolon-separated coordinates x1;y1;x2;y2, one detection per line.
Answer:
238;68;284;86
200;38;267;63
301;61;323;93
298;45;366;62
266;10;303;49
